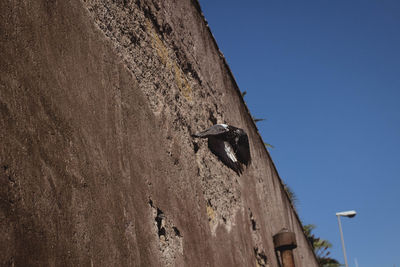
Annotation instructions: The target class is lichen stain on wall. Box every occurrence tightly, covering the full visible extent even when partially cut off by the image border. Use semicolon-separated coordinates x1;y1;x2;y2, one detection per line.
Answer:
145;19;192;101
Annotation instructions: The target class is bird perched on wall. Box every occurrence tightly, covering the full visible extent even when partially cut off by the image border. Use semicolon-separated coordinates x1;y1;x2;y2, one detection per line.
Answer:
192;124;251;175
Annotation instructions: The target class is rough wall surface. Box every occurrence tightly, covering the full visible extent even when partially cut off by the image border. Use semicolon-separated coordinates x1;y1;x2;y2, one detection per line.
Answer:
0;0;318;266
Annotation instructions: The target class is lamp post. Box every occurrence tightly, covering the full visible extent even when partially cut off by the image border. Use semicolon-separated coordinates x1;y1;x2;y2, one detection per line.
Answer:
336;210;356;267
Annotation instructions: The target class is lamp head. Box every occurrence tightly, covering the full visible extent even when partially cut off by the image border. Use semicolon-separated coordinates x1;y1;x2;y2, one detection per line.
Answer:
336;210;357;218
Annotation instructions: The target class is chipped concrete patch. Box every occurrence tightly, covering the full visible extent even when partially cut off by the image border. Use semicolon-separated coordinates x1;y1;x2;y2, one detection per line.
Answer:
149;199;183;266
249;208;269;267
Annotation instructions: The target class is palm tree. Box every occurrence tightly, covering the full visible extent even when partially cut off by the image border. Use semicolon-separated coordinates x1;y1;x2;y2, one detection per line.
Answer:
303;224;342;267
283;182;298;209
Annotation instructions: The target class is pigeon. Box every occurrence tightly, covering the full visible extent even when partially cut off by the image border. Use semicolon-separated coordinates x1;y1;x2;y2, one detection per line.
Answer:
192;124;251;175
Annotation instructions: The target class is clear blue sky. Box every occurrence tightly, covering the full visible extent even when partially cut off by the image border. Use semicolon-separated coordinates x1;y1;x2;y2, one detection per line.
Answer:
198;1;400;266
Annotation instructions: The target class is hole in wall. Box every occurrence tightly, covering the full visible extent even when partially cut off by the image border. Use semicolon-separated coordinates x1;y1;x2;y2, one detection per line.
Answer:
250;211;257;231
172;226;181;237
193;142;199;153
156;208;166;238
254;247;268;267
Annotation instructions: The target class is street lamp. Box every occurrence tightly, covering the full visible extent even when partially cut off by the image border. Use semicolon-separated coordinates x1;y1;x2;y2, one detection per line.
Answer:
336;210;356;267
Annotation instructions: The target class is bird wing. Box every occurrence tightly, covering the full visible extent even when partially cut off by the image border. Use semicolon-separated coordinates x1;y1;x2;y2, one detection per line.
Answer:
208;136;243;175
232;131;251;166
192;124;229;138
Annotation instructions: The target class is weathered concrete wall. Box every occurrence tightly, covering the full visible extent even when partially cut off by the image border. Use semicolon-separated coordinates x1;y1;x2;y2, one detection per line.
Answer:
0;0;318;266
